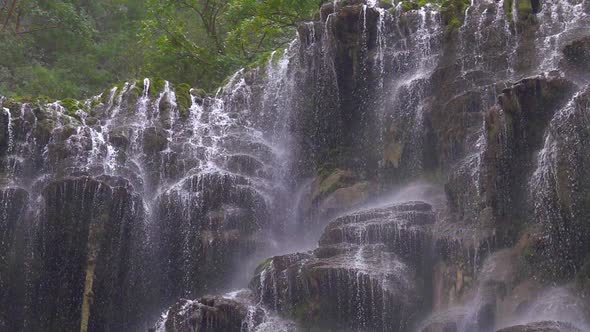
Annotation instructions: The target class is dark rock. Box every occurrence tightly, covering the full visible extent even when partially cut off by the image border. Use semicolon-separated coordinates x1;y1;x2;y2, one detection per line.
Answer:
446;75;577;240
496;321;582;332
143;126;168;153
563;36;590;72
529;86;590;278
109;127;130;149
157;296;258;332
154;290;299;332
154;172;269;301
250;202;435;331
27;176;148;331
224;154;265;176
0;187;29;331
319;201;435;268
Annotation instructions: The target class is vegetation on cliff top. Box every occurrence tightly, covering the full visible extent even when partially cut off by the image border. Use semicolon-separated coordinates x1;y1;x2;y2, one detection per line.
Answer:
0;0;322;100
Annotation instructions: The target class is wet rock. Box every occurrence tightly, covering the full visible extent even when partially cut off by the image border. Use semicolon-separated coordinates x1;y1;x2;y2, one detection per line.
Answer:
27;176;148;331
224;154;265;177
303;169;375;223
250;202;434;331
109;127;130;149
563;36;590;72
143;126;169;153
529;86;590;277
0;187;29;330
154;172;269;301
316;181;373;217
496;321;582;332
154;290;299;332
157;296;259;332
485;75;576;222
446;75;577;240
320;201;435;267
310;169;357;203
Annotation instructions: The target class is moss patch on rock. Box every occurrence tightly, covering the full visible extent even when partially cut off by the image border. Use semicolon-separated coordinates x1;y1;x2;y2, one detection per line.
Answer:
59;98;84;120
150;78;167;97
311;169;357;203
174;83;192;117
440;0;471;34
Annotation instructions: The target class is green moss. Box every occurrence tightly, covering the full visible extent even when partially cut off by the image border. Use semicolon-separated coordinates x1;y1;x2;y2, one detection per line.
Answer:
59;126;78;140
174;83;192;117
191;88;207;98
127;85;142;105
254;258;273;275
401;1;417;11
379;0;394;9
136;78;145;92
59;98;86;121
60;98;80;111
149;78;166;97
311;169;356;202
440;0;471;34
3;95;55;109
287;297;335;330
37;118;57;136
2;98;16;109
504;0;514;20
90;97;101;108
517;0;532;19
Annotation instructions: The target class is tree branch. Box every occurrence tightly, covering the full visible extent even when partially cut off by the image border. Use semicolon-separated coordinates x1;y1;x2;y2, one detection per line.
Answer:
1;0;18;33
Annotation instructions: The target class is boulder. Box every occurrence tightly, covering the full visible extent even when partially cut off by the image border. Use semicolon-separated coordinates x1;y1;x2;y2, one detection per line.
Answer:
153;290;298;332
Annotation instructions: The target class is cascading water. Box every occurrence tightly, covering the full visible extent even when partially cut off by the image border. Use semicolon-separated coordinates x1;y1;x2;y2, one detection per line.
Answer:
1;1;589;331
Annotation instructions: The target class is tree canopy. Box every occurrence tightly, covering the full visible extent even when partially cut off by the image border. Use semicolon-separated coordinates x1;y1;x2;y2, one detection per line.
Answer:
0;0;322;99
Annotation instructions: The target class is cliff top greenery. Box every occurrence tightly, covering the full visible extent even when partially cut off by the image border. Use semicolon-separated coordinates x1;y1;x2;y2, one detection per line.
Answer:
0;0;323;100
0;0;473;101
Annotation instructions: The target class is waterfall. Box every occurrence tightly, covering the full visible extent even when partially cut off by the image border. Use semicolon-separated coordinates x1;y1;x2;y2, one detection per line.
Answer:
1;0;590;331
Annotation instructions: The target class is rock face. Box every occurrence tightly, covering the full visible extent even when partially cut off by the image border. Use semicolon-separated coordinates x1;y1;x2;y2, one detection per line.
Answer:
29;176;148;331
156;296;256;332
529;87;590;278
250;201;436;331
496;321;582;332
153;290;298;332
0;187;28;331
0;70;296;329
447;75;577;232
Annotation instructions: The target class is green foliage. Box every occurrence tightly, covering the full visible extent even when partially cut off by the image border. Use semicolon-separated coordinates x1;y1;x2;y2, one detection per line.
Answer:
139;0;320;92
0;0;146;99
0;0;331;100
